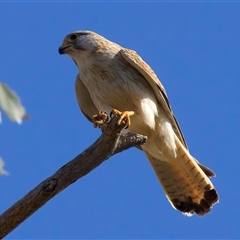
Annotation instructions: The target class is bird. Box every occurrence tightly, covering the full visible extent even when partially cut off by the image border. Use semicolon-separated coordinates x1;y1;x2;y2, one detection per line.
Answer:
58;30;218;216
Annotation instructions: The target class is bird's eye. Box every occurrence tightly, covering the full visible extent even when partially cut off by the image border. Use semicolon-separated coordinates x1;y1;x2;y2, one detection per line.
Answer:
69;34;78;41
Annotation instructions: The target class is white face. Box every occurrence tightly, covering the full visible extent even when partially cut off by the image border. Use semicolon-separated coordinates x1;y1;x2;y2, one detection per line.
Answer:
59;30;120;71
59;31;109;68
64;31;105;52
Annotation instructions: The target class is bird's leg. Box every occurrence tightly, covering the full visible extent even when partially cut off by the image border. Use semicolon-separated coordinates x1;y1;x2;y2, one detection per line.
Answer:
92;111;109;130
110;109;135;127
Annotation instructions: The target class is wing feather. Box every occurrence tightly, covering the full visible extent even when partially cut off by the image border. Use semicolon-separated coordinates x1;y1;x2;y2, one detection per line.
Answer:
120;48;215;178
120;48;187;149
75;74;98;122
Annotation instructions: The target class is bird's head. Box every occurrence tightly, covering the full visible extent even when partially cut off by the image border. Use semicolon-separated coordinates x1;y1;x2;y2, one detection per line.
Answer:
58;31;102;55
58;30;120;68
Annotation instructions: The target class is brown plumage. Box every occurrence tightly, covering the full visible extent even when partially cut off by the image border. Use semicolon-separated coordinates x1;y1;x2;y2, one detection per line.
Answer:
59;30;219;216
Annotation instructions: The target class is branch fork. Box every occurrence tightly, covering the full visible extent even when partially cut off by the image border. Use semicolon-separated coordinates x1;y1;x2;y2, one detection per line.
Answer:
0;115;147;238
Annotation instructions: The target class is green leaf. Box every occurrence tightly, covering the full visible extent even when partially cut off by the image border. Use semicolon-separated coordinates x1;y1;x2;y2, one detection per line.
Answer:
0;83;28;124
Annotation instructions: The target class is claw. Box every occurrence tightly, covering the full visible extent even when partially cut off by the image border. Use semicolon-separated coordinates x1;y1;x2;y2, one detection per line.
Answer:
110;110;114;119
110;108;135;127
92;111;109;129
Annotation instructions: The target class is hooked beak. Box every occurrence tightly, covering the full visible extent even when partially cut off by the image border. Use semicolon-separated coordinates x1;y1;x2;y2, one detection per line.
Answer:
58;45;71;55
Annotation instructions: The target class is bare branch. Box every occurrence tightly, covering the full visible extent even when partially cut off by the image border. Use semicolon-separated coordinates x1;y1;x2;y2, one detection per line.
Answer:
0;116;147;238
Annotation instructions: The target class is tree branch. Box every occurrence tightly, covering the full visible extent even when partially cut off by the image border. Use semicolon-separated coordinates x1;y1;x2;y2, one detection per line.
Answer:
0;116;147;238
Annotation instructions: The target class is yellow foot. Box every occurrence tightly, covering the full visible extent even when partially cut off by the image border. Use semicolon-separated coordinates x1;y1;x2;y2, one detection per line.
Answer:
110;109;135;127
92;111;109;129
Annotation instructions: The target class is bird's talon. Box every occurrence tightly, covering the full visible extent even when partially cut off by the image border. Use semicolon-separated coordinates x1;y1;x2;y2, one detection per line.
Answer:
110;111;114;118
92;111;109;129
111;108;135;127
110;108;122;118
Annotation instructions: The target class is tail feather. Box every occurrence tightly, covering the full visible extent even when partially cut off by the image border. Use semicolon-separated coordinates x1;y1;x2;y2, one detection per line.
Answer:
144;138;219;216
197;161;215;177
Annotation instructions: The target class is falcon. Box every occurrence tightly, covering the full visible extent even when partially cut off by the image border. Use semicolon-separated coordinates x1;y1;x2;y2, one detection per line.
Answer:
58;30;218;216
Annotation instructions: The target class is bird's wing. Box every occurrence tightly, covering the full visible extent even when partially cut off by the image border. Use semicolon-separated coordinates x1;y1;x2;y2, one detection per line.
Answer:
120;48;215;178
120;48;219;215
75;74;98;122
120;48;187;149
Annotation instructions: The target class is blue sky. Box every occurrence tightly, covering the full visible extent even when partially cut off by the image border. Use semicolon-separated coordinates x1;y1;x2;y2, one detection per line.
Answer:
0;2;240;239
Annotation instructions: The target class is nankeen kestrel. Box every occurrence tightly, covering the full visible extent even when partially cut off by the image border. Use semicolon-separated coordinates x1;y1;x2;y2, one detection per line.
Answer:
59;31;218;216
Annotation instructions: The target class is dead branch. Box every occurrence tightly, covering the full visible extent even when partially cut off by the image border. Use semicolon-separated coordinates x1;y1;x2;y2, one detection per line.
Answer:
0;116;147;238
